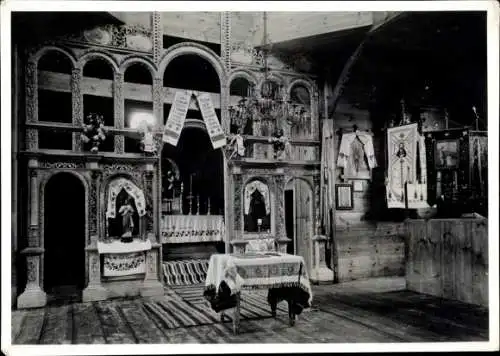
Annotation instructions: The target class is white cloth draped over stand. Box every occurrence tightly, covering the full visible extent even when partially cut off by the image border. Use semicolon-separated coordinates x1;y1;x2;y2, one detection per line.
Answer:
337;131;377;169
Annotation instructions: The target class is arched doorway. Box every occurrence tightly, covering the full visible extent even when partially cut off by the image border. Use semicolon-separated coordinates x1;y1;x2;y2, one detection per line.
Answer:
160;52;226;266
285;178;313;273
161;124;225;261
44;172;85;303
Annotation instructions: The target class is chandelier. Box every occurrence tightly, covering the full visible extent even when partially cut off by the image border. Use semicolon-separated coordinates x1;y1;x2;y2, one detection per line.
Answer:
229;12;309;133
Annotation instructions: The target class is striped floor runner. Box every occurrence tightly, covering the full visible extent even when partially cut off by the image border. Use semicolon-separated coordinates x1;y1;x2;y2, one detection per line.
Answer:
162;259;209;285
148;284;289;330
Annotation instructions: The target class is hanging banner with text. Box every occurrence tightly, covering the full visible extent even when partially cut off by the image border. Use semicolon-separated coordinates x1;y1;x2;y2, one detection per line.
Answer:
163;90;191;146
196;92;226;149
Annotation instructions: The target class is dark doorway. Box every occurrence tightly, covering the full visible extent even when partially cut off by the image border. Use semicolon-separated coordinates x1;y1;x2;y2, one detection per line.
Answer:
285;189;294;254
44;173;85;304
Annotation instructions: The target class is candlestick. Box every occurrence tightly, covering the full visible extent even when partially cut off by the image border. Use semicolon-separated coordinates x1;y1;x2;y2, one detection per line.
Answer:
196;195;200;215
207;197;211;216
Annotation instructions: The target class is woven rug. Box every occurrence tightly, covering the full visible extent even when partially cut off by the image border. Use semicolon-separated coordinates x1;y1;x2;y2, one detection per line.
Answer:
162;259;209;285
147;284;289;330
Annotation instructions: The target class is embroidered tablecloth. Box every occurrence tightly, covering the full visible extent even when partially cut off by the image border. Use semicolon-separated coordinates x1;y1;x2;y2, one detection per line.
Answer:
97;239;151;277
161;215;225;244
204;253;313;305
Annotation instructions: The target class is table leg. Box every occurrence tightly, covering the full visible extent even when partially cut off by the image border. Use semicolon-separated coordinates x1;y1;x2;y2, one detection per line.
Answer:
270;301;277;318
288;300;296;326
232;292;241;335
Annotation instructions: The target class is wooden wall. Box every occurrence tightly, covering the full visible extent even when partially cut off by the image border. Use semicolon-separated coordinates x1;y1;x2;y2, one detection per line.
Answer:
334;222;406;282
329;98;406;282
405;218;488;307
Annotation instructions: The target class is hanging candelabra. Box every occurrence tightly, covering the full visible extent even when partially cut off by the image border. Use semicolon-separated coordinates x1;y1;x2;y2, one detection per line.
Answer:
228;12;310;133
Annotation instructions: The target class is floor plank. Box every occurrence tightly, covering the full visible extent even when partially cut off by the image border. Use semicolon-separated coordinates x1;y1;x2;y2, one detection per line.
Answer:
14;308;46;344
94;301;137;344
314;293;447;342
119;301;169;344
72;302;106;344
11;310;27;342
39;305;73;344
11;277;489;345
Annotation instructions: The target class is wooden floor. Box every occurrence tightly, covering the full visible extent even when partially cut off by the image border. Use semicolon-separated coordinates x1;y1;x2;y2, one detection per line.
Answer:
11;277;489;344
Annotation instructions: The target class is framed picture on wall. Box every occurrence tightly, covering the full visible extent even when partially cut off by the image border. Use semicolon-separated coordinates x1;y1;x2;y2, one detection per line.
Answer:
335;183;354;210
435;139;460;169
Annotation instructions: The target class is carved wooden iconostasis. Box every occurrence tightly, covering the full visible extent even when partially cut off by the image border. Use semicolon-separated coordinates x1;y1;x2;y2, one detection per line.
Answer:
16;13;326;307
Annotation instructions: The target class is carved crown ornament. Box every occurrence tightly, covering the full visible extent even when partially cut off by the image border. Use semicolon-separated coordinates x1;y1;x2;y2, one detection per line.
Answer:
59;24;154;53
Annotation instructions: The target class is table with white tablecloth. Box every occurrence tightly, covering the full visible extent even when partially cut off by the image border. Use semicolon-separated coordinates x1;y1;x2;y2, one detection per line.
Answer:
203;252;313;334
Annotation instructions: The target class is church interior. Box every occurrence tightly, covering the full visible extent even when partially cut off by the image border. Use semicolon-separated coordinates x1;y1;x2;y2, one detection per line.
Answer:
7;10;493;345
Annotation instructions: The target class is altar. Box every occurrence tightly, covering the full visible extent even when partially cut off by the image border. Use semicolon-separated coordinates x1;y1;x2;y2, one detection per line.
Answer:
161;215;225;244
203;252;313;334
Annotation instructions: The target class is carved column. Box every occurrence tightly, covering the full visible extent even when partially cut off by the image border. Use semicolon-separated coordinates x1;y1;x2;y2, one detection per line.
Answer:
71;68;83;152
28;161;39;247
26;60;38;150
143;167;155;240
82;250;107;302
18;159;47;308
274;174;290;253
313;174;322;229
221;12;231;71
140;248;164;297
311;91;320;140
310;234;333;284
142;162;164;297
153;77;164;131
233;173;243;240
152;12;162;65
114;72;125;154
89;170;101;238
17;252;46;308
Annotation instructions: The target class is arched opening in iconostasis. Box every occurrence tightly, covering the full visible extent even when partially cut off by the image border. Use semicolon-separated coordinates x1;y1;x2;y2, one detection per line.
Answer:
284;178;313;274
160;54;225;272
82;58;115;152
44;172;86;304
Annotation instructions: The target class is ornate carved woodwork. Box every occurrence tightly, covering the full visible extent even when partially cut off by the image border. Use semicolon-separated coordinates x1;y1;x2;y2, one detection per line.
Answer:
26;61;37;123
38;160;85;169
143;170;155;235
90;170;102;236
72;68;84;152
152;12;162;64
26;128;39;151
274;174;286;238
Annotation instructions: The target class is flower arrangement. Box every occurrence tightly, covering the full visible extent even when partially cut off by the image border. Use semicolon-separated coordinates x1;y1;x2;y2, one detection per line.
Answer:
268;128;290;159
81;113;107;153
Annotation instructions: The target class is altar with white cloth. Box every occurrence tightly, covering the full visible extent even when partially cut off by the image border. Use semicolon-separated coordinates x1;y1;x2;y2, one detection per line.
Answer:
161;214;225;244
203;252;313;334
